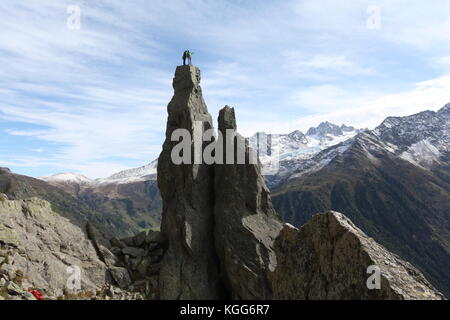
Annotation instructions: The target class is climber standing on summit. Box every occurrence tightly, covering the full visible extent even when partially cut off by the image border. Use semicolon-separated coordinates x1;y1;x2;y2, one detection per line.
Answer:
187;50;193;65
182;50;188;65
182;50;193;65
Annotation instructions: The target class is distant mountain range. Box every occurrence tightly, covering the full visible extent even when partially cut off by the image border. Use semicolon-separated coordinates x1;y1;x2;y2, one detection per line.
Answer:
37;160;160;237
41;122;359;187
40;160;157;188
0;164;160;239
248;122;361;185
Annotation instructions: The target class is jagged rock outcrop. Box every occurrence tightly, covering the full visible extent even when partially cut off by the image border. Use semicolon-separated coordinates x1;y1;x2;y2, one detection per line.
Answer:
0;194;108;297
271;211;443;300
157;65;223;299
0;194;154;300
214;106;283;299
101;230;165;299
0;167;119;240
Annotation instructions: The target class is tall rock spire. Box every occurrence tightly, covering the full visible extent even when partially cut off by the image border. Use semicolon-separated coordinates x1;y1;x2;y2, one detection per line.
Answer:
157;65;223;299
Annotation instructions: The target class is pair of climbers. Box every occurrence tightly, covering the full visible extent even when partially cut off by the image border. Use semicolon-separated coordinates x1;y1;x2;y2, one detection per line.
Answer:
182;50;193;65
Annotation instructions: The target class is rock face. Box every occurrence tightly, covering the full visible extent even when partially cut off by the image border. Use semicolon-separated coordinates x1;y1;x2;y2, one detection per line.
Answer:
0;195;108;297
157;65;222;299
214;106;283;299
156;65;444;301
306;121;347;137
0;194;160;300
104;230;165;299
271;212;443;300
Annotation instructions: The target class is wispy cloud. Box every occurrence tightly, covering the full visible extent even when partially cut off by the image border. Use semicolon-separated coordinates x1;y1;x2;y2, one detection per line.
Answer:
1;0;450;178
237;76;450;136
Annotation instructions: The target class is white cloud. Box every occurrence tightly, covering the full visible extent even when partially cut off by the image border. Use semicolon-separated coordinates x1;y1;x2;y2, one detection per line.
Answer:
287;84;377;113
281;53;374;80
0;1;173;177
237;75;450;136
431;55;450;71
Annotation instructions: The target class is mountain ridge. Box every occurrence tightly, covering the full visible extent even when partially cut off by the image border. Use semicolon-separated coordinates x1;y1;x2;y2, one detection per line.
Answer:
39;160;157;186
38;122;359;185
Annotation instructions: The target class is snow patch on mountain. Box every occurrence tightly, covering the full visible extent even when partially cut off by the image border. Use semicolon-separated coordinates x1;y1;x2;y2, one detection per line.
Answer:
298;131;359;158
40;173;92;184
95;160;158;185
250;124;359;164
287;140;354;181
400;139;443;168
274;103;450;188
40;161;158;186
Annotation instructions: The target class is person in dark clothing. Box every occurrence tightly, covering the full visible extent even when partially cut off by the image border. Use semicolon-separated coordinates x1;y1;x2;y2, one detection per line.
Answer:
182;50;188;65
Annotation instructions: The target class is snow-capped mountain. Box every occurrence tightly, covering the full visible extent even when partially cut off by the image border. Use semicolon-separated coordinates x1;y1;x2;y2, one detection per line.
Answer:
249;122;360;162
372;105;449;169
40;172;93;185
270;104;450;188
249;122;361;186
40;160;158;186
95;160;158;185
38;159;161;237
306;122;355;137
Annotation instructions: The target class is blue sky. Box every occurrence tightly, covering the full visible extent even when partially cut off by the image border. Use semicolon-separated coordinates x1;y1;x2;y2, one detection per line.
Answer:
1;0;450;178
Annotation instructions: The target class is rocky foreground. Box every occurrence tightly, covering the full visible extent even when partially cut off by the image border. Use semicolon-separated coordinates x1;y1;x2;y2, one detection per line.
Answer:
0;65;444;300
0;194;162;300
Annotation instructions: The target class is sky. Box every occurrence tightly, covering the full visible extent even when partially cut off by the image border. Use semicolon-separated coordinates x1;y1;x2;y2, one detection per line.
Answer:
1;0;450;178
